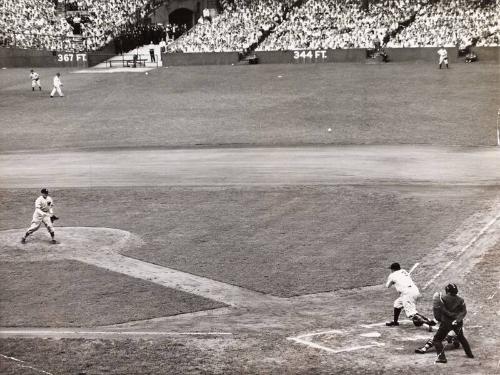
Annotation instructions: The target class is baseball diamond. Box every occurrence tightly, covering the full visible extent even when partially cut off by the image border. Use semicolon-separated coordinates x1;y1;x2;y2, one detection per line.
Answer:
1;0;500;374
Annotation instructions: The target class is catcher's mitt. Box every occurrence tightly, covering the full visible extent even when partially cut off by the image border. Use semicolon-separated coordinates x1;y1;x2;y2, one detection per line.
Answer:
50;215;59;223
412;315;425;327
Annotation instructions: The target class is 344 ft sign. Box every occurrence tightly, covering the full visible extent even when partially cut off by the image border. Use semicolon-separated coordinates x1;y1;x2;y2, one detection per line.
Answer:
293;50;327;63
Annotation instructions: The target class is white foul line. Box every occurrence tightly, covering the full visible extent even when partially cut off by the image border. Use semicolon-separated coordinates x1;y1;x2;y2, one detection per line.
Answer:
0;354;54;375
423;260;454;291
0;330;232;337
294;330;344;339
423;213;500;291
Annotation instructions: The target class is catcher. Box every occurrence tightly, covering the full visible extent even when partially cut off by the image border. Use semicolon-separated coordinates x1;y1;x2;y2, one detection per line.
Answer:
21;188;59;244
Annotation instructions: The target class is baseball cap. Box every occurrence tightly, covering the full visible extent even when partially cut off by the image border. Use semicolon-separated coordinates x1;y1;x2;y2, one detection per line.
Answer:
390;262;401;271
41;188;49;194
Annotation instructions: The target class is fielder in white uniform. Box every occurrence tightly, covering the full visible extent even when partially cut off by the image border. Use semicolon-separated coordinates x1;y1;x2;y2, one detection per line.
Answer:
21;188;58;244
437;47;449;69
30;69;42;91
385;262;435;327
50;72;64;97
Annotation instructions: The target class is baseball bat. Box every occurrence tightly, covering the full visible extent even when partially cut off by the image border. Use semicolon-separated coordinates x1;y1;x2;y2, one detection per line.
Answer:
409;262;419;274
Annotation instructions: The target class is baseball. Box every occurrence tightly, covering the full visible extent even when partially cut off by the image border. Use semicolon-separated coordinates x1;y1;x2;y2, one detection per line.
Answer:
145;72;149;75
328;128;332;132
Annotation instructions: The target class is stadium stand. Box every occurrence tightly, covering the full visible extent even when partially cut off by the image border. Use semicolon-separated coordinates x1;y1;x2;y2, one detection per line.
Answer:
1;0;498;56
1;0;76;51
387;0;499;48
166;0;297;53
258;0;423;50
0;0;155;52
164;0;498;53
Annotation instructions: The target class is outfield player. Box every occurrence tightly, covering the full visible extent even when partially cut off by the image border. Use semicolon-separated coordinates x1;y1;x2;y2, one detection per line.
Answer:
30;69;42;91
385;262;435;327
50;72;64;97
21;188;58;244
437;47;449;69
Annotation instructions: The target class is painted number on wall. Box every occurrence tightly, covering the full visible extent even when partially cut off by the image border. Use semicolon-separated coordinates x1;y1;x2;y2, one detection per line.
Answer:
57;53;87;62
293;50;327;62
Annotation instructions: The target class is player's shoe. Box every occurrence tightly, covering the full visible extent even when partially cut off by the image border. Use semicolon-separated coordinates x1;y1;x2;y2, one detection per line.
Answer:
32;88;34;91
415;347;428;354
385;321;399;327
435;355;447;364
51;239;57;244
21;237;26;244
466;353;474;359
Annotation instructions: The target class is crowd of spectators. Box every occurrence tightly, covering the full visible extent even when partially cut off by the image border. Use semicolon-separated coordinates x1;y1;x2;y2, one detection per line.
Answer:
1;0;77;51
0;0;153;52
1;0;499;53
114;23;166;54
387;0;499;48
259;0;426;50
167;0;295;53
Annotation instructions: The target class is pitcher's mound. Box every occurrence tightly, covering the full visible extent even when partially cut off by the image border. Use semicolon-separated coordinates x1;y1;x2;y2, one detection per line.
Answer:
0;227;143;262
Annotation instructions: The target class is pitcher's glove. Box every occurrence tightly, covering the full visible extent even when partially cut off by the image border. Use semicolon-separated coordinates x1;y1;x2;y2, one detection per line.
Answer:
50;215;59;223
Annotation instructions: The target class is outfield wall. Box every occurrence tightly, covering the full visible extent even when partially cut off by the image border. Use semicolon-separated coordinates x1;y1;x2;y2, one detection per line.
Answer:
0;48;89;68
1;46;498;68
162;52;239;66
162;47;499;66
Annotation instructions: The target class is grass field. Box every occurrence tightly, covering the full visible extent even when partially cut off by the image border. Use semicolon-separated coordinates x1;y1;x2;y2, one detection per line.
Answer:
0;63;499;152
0;61;499;374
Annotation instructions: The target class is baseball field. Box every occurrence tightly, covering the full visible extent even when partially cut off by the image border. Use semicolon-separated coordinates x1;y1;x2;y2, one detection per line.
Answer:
0;62;499;374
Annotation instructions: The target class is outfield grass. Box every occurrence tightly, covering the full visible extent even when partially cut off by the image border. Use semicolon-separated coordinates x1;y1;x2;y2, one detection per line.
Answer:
0;63;498;153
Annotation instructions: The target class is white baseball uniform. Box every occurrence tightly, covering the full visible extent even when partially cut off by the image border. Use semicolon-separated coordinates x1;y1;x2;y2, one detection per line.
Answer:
386;269;421;317
30;71;42;89
50;75;64;97
437;48;448;65
25;195;55;235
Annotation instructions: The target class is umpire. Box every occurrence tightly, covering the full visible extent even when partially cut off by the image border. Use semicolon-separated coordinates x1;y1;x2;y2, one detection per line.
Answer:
433;283;474;363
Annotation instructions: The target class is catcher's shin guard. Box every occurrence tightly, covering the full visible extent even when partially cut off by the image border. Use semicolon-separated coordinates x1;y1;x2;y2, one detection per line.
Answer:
415;338;434;354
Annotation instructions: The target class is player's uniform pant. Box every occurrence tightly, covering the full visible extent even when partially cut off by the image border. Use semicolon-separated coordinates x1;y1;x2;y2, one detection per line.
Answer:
433;321;473;357
26;212;54;236
32;79;41;88
394;287;420;317
439;57;448;67
50;86;64;97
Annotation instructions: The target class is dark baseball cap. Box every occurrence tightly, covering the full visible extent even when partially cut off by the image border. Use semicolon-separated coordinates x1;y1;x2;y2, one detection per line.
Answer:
41;188;49;194
390;262;401;271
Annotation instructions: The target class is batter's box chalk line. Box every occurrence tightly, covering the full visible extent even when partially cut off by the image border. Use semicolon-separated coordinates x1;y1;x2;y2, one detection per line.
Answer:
287;329;385;354
0;353;54;375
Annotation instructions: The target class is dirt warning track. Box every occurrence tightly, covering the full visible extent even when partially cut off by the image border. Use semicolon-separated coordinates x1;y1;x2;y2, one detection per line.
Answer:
1;145;499;188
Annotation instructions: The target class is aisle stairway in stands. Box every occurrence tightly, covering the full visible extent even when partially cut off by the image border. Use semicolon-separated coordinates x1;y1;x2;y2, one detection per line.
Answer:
238;0;307;63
